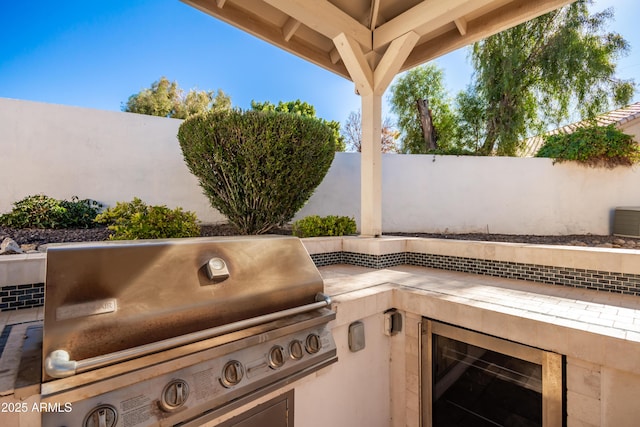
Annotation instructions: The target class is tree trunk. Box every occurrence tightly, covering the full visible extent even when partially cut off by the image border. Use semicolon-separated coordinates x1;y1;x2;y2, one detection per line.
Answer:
416;99;437;151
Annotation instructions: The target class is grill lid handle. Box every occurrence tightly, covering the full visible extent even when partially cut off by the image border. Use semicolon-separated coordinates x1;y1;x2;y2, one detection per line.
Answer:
44;350;78;378
44;293;332;379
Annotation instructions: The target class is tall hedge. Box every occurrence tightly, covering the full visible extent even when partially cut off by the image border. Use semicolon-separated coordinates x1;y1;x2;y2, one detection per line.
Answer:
178;109;335;234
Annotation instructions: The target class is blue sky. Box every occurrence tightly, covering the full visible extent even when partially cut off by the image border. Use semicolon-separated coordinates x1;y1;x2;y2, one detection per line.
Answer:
1;0;638;125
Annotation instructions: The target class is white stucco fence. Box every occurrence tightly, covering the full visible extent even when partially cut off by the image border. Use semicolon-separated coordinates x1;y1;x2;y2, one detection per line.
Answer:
1;98;224;224
387;154;640;235
2;97;640;235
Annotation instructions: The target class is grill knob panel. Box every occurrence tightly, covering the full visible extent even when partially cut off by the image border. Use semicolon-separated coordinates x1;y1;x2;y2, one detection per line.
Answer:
83;404;118;427
268;345;286;369
289;339;304;360
220;360;244;388
159;379;190;412
305;333;322;354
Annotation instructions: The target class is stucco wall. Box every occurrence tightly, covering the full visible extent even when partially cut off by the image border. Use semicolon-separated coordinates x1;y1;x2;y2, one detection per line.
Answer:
0;98;224;224
3;98;640;235
380;154;640;235
300;153;640;235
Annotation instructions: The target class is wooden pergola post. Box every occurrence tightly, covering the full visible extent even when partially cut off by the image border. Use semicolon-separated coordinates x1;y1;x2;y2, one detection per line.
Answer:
333;31;418;236
360;93;383;236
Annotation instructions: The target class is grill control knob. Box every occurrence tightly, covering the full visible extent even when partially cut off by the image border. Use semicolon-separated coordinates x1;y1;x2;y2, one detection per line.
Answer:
220;360;244;388
305;333;322;354
268;345;286;369
83;404;118;427
159;379;190;412
289;339;304;360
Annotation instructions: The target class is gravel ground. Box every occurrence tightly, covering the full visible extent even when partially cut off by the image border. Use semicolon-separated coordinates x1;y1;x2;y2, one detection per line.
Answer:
2;224;639;253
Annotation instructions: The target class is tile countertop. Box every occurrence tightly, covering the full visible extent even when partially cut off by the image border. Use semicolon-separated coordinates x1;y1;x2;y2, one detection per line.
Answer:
3;263;640;396
319;264;640;375
0;308;42;396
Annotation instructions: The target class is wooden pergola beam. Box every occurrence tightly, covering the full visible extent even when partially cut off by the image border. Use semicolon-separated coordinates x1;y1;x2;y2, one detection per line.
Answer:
402;0;576;71
454;17;468;35
329;48;341;64
369;0;381;30
282;18;301;42
332;33;374;95
183;0;349;77
264;0;372;50
373;0;495;49
373;31;419;94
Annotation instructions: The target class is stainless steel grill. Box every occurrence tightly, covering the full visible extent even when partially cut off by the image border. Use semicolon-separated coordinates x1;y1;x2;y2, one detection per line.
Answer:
39;236;337;427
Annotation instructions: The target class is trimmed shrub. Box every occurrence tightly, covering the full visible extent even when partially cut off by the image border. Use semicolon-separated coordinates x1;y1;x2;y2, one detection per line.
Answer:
60;197;104;228
94;198;200;240
178;109;335;234
0;195;102;229
536;123;640;167
292;215;357;238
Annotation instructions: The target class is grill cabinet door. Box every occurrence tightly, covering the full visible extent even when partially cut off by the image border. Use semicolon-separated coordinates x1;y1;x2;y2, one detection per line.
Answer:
218;390;293;427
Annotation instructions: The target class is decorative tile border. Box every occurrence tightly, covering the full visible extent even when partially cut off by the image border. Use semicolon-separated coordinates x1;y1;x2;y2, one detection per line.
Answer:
312;251;640;297
3;248;639;311
406;253;640;296
309;252;343;267
0;283;45;311
342;252;406;269
311;251;406;268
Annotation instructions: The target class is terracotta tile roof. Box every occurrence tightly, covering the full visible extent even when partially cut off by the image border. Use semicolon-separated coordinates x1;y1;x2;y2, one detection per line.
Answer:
519;102;640;157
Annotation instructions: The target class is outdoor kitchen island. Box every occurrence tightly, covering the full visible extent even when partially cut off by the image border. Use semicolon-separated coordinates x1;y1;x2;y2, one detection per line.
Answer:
318;263;640;427
2;237;640;426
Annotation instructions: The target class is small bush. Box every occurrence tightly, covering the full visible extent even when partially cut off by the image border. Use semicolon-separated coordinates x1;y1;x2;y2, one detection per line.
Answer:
60;197;103;228
0;195;102;229
292;215;357;238
536;123;640;167
178;109;335;235
94;198;200;240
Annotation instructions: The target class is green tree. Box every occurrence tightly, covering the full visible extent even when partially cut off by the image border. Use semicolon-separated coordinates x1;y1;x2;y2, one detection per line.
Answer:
470;0;635;156
453;86;486;153
388;63;457;154
251;100;346;151
251;99;316;116
123;77;231;119
173;88;231;119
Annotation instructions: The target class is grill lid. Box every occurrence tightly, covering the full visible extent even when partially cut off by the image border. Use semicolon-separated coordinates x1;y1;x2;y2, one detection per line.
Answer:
43;236;324;380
